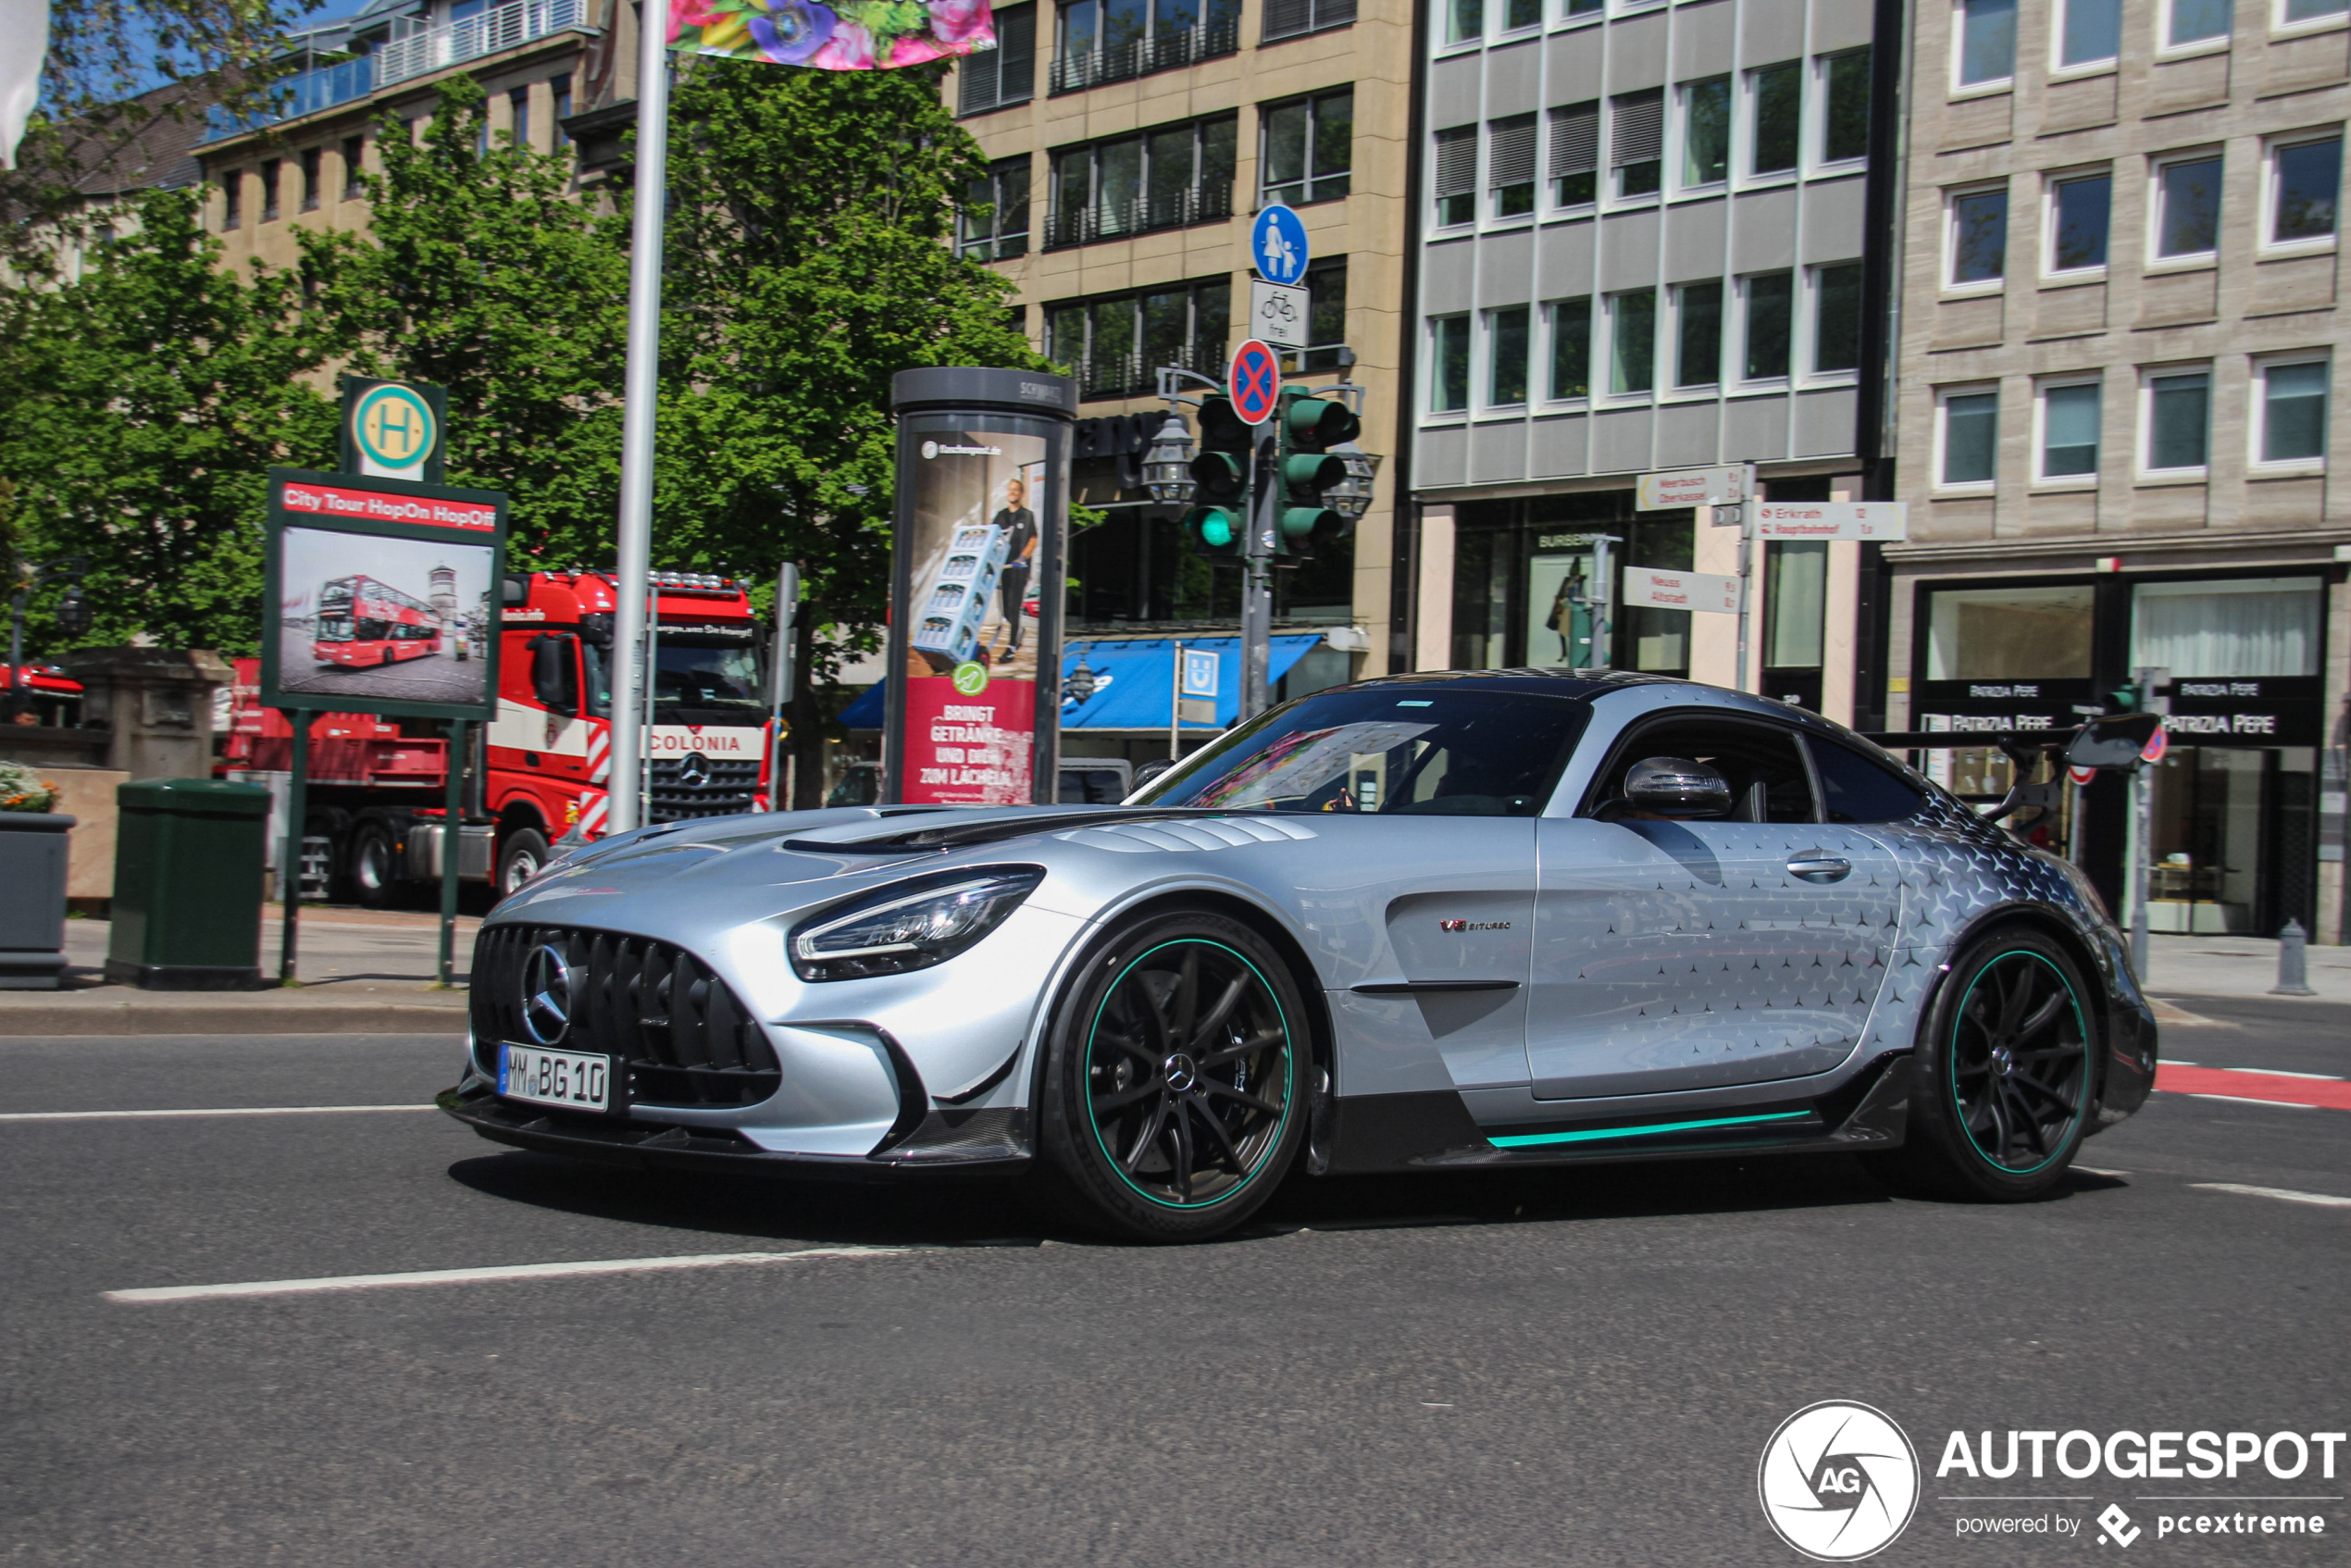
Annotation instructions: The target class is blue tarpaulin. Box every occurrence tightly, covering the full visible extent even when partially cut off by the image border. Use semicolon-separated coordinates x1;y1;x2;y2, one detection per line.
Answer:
837;634;1325;730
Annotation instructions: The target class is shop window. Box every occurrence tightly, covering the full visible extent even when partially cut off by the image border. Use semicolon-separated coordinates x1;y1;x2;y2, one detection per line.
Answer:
1764;541;1826;667
1435;125;1476;226
1623;511;1693;673
2144;367;2211;474
1811;262;1862;373
1430;314;1471;412
1947;185;2008;286
1937;387;1998;486
2059;0;2120;67
2038;379;2102;479
2255;355;2330;466
1611;90;1664;198
1926;584;2096;680
1487;305;1531;405
1549;101;1598;208
2154;154;2222;260
1262;88;1351;207
1549;297;1592;399
959;2;1035;113
1608;288;1657;394
1682;76;1731;189
1742;271;1793;380
2164;0;2233;46
2131;576;2324;677
1673;280;1723;389
2267;134;2342;247
1820;50;1871;164
2048;172;2111;272
1956;0;2017;86
1748;62;1799;176
1491;113;1538;217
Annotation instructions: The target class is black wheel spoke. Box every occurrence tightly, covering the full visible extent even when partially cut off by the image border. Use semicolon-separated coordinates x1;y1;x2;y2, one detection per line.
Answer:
1121;1096;1171;1173
1171;1097;1195;1201
1171;947;1200;1044
1200;1079;1283;1117
1096;1029;1159;1064
1187;1092;1252;1176
1200;1027;1284;1066
2016;989;2065;1040
1092;1079;1163;1114
2009;1072;2072;1110
1188;975;1249;1049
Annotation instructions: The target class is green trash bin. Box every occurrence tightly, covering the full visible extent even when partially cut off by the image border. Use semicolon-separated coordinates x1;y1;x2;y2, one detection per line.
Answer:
106;778;270;989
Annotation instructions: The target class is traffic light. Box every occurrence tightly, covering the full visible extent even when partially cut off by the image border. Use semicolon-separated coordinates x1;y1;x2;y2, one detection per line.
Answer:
1272;388;1361;557
1182;394;1252;560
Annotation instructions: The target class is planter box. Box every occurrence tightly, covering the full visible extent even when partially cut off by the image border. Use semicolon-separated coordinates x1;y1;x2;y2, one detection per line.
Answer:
0;812;77;989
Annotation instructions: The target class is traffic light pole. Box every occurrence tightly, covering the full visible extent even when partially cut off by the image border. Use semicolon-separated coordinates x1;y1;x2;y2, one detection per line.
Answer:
1241;423;1276;720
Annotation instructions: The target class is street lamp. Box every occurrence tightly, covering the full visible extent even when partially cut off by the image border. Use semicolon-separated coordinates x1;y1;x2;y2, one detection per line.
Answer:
7;555;88;724
1065;653;1100;706
1142;414;1196;506
1325;443;1384;523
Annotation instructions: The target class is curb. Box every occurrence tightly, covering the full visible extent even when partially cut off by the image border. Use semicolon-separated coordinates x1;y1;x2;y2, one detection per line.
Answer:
1;1003;470;1037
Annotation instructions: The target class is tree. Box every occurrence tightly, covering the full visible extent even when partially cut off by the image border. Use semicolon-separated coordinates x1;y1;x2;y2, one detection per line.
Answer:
0;186;335;653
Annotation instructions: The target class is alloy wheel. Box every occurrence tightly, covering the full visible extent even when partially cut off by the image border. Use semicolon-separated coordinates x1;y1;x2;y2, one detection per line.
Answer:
1948;950;2090;1174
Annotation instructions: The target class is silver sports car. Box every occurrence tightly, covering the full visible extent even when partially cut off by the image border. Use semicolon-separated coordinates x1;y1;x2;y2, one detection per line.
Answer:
442;671;2157;1242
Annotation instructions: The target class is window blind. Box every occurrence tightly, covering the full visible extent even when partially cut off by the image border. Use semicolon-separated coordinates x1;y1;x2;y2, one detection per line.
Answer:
1549;101;1598;176
1489;114;1537;188
1611;90;1663;166
1436;125;1477;195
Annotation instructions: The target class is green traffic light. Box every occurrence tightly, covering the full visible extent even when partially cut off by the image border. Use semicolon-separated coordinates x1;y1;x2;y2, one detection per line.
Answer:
1200;510;1235;548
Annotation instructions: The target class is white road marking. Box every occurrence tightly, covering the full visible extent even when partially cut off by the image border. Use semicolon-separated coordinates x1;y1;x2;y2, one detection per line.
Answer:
2187;1093;2315;1109
0;1105;438;1122
2231;1067;2346;1081
106;1245;925;1303
2074;1165;2131;1176
2191;1183;2351;1210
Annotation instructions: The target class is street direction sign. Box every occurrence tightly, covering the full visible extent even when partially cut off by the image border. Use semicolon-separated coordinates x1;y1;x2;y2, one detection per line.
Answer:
1249;278;1311;349
1250;204;1311;285
1623;566;1741;615
1636;464;1753;511
1753;501;1910;541
1229;339;1281;426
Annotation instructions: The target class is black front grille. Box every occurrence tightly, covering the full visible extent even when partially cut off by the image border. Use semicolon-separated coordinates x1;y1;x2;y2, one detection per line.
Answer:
648;754;760;822
470;924;782;1108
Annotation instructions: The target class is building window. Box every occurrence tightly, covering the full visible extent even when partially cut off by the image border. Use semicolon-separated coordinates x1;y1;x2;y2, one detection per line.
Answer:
551;75;572;145
1435;124;1476;226
2154;153;2223;258
1820;49;1871;163
1611;90;1664;198
1673;280;1723;388
220;170;242;230
508;87;529;150
2268;134;2342;246
1048;115;1236;247
1812;261;1862;372
1928;584;2096;680
1430;314;1472;412
1052;0;1237;93
1957;0;2018;86
2132;577;2323;678
299;146;322;211
1447;0;1482;44
1681;76;1730;188
2145;367;2212;474
1488;305;1531;405
1938;387;1999;486
1609;288;1657;393
1948;185;2009;286
1262;88;1351;207
1742;271;1793;380
961;3;1035;110
2283;0;2351;23
1549;100;1598;207
260;158;281;222
1045;278;1231;401
2047;172;2111;272
962;156;1033;260
341;135;366;197
1549;297;1592;398
1262;0;1355;44
2164;0;2233;48
1764;541;1827;668
2255;355;2330;466
2059;0;2121;67
1503;0;1539;28
1490;113;1537;216
2038;379;2102;479
1748;62;1799;176
1303;255;1348;368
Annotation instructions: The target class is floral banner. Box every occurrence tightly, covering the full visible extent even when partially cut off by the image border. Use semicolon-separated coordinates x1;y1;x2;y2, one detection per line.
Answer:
668;0;995;70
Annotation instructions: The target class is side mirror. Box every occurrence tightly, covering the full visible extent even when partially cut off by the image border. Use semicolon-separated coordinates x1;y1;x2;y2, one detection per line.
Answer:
1621;756;1734;819
2066;713;2162;770
530;633;578;715
502;574;529;607
1135;757;1176;790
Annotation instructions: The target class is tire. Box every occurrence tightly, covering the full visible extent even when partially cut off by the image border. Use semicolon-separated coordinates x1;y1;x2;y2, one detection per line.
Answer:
345;821;401;910
496;828;549;901
1035;910;1310;1243
1868;927;2097;1201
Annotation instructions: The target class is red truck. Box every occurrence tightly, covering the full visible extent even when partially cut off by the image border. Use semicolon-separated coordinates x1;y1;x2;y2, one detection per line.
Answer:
222;567;776;904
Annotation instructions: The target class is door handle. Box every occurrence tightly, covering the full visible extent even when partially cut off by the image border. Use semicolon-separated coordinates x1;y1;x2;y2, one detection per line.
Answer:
1786;853;1851;884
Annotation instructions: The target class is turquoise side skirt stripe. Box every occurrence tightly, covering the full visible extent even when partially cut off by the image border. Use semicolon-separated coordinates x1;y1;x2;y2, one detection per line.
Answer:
1486;1109;1812;1149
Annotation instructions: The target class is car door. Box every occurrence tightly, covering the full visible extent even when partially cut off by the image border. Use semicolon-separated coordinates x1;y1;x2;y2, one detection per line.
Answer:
1525;710;1901;1101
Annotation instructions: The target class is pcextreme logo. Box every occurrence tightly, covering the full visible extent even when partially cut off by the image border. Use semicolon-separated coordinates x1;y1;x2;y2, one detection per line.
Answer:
1760;1401;1922;1562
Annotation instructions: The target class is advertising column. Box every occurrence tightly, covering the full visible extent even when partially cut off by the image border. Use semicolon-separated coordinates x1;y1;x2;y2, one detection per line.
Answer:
885;368;1078;806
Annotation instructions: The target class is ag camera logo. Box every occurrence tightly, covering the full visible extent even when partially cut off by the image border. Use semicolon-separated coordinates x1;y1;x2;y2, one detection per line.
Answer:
1760;1401;1921;1561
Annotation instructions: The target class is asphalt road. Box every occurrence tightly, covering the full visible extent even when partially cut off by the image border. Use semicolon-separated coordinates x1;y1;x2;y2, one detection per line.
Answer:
3;1002;2345;1567
276;623;483;704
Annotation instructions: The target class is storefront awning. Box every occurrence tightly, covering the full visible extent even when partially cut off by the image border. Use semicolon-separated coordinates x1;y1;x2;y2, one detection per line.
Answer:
836;634;1327;731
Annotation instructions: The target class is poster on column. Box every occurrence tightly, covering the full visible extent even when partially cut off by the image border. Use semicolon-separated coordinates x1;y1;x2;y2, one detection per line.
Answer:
900;429;1053;805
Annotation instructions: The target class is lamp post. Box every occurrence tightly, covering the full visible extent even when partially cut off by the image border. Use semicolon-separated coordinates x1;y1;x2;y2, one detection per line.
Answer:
7;556;90;724
1325;442;1382;524
1142;414;1197;506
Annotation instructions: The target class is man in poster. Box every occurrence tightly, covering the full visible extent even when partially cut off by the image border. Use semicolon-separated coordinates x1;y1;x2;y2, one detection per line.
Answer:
992;476;1038;661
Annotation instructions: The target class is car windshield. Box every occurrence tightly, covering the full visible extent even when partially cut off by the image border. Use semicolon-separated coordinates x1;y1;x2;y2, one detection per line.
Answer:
583;634;767;724
1135;688;1590;815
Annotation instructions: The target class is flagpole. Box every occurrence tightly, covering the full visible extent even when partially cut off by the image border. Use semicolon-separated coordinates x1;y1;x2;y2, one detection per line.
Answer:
607;0;672;836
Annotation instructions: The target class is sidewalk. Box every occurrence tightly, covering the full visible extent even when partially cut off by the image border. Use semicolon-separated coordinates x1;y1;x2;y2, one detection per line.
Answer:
0;904;476;1036
2139;932;2351;1003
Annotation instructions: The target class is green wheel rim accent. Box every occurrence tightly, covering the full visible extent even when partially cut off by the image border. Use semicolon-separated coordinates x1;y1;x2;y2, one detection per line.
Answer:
1081;938;1295;1210
1947;949;2091;1175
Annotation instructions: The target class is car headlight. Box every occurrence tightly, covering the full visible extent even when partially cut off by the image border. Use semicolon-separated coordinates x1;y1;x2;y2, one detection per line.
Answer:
789;866;1044;981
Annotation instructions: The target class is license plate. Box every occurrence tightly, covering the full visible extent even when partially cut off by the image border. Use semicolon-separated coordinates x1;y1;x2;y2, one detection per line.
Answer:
498;1043;613;1112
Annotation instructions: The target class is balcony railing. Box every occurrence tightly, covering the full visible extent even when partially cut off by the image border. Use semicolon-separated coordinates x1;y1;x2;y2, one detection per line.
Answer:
201;56;375;143
1049;19;1238;94
1071;343;1223;401
377;0;594;87
1043;183;1233;250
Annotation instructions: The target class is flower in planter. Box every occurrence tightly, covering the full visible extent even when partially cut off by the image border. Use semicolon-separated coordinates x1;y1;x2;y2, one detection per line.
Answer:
0;760;58;813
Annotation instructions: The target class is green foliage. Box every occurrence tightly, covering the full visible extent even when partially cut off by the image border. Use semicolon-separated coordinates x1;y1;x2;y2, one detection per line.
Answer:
0;187;336;653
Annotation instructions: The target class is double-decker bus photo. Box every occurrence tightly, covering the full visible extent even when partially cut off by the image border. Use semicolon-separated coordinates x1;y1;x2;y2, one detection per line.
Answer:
314;575;444;667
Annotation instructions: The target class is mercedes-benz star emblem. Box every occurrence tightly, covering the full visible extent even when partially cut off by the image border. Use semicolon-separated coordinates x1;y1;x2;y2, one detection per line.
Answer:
519;943;575;1045
676;752;710;789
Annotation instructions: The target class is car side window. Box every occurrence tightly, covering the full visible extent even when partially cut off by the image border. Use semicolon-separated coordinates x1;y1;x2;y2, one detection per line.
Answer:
1808;737;1927;823
1586;716;1817;823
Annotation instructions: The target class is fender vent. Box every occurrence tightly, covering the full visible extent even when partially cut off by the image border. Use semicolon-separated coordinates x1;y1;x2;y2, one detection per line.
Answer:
470;924;781;1108
1057;816;1319;853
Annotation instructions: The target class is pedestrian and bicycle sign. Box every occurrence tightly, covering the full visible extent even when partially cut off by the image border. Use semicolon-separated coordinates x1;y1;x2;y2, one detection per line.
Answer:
1229;339;1281;426
1250;204;1311;285
1249;279;1311;349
